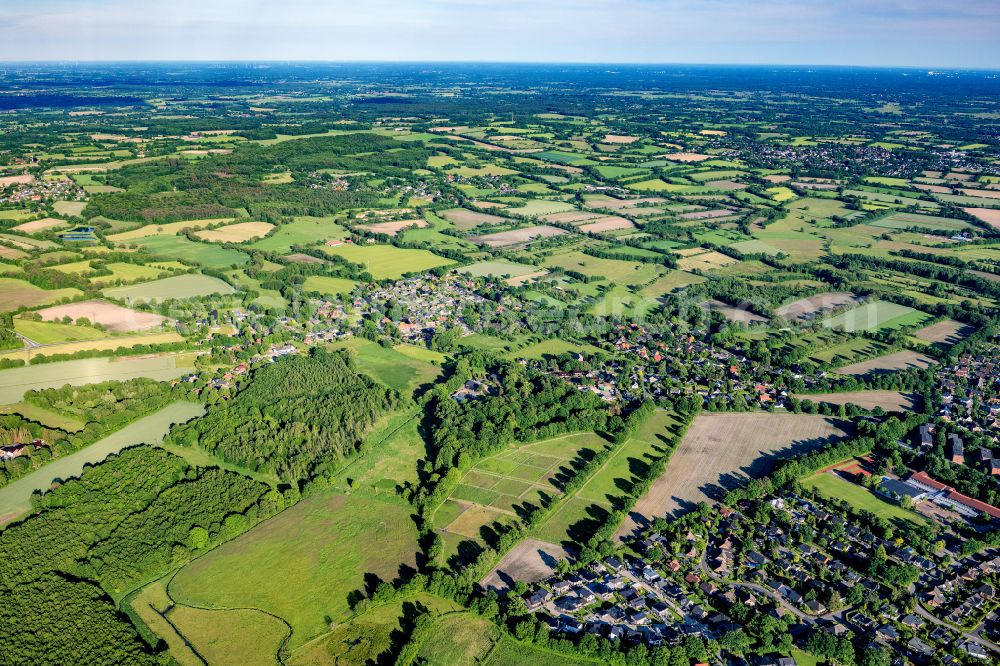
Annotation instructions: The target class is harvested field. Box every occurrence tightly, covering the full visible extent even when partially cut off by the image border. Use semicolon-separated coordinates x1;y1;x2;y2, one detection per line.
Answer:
794;391;918;412
542;211;603;224
439;208;506;231
12;217;69;234
0;174;34;187
602;134;640;144
194;222;274;243
700;299;768;324
471;225;567;248
914;319;975;345
676;251;737;272
0;278;81;312
0;246;27;261
963;208;1000;229
579;217;635;233
836;350;936;376
678;208;734;220
282;252;327;264
480;538;569;593
584;196;665;211
34;299;167;332
620;413;850;532
355;218;428;236
108;218;235;242
664;152;710;162
774;292;860;321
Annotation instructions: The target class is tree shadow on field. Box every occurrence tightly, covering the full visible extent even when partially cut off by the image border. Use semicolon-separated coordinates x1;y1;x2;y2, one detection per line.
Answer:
564;502;611;549
697;424;851;503
378;600;429;666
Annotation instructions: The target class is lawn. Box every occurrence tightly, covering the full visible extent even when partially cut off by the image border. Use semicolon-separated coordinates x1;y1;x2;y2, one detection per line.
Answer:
103;273;236;303
169;490;420;650
251;216;349;253
322;243;454;280
801;471;929;528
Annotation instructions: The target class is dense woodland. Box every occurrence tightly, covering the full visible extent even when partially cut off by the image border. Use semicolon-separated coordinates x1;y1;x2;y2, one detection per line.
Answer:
168;349;398;482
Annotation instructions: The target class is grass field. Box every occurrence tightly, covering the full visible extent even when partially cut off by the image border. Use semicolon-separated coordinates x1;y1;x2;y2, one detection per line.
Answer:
531;410;680;545
126;235;249;269
822;300;931;332
0;331;184;363
802;471;928;527
0;401;204;523
287;594;461;666
166;604;288;666
91;262;166;284
0;277;82;312
0;355;187;404
169;490;420;650
13;318;108;344
542;250;666;287
103;273;236;303
458;260;540;280
620;413;850;535
251;216;349;253
329;337;443;395
322;243;454;279
507;338;602;360
0;401;86;432
414;611;602;666
301;275;358;297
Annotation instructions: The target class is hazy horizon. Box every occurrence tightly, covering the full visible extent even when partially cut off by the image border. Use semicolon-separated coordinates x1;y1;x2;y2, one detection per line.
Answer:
3;0;998;69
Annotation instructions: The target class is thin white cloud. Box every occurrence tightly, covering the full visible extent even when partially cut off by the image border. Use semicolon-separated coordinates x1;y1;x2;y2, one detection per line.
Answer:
0;0;997;66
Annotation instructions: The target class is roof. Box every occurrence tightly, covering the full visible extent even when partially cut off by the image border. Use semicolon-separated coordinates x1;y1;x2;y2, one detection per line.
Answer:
879;478;925;500
947;490;1000;520
907;471;951;492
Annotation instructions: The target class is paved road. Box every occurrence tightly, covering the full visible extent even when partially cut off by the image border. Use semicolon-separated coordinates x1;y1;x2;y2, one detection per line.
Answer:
698;549;809;622
909;597;1000;654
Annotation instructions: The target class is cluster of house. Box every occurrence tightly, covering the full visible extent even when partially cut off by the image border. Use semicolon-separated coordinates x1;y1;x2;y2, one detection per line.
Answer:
0;174;83;206
521;490;998;662
368;275;488;344
936;348;1000;443
533;323;819;408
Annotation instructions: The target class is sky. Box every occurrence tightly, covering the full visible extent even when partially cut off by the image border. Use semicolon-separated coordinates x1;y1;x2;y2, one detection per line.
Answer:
1;0;998;68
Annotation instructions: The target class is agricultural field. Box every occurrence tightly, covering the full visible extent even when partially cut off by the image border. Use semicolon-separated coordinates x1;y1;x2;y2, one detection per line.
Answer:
0;278;82;311
103;273;236;303
471;225;568;248
34;299;167;332
301;275;358;297
124;235;249;269
322;243;454;279
621;413;850;531
194;221;275;243
250;216;349;252
793;391;918;412
822;300;931;332
835;350;936;376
